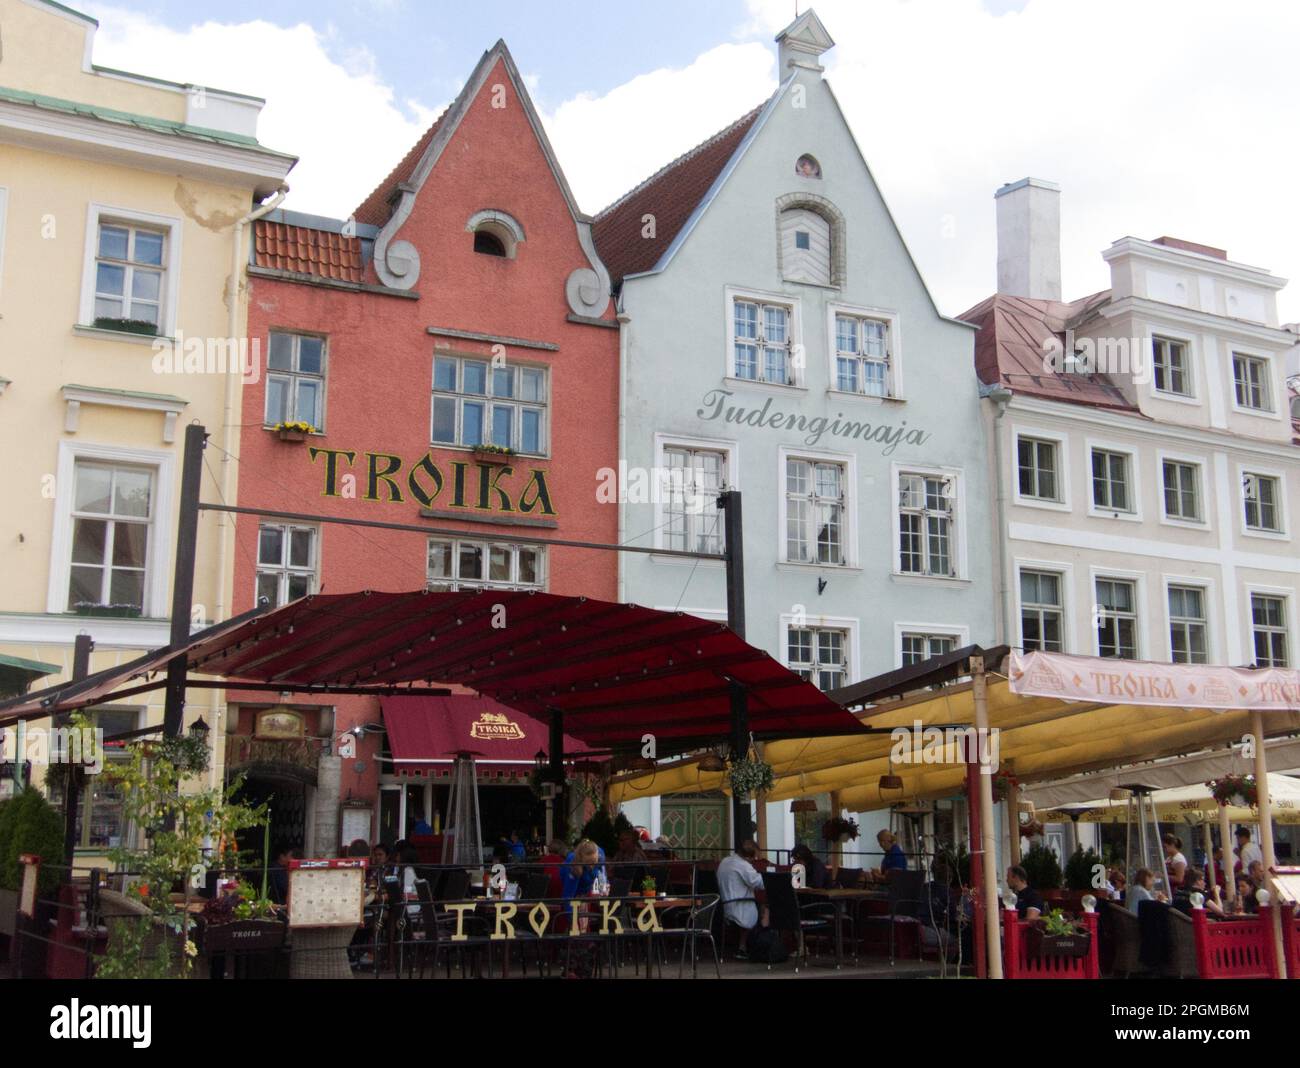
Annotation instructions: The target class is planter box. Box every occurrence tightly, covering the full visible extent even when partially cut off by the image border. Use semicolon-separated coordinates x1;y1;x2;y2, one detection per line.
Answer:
276;429;308;443
200;918;286;954
72;603;142;619
1025;926;1092;959
471;449;515;465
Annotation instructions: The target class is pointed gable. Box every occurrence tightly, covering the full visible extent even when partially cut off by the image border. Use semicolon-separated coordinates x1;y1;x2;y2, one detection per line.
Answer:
351;108;451;228
591;105;764;286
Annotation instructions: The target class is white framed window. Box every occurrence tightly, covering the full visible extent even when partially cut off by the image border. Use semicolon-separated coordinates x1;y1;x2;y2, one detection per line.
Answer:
1090;447;1134;515
830;307;898;398
431;355;547;455
899;631;959;667
46;706;140;850
78;204;182;337
1152;334;1192;397
897;472;956;578
725;287;801;387
1250;593;1289;668
1232;352;1273;412
1241;470;1285;535
256;523;318;607
426;538;545;592
781;614;858;692
662;444;728;555
1094;577;1138;659
1167;584;1209;664
784;456;846;565
1016;435;1060;503
265;332;326;429
1159;455;1205;525
1019;568;1064;652
48;442;174;618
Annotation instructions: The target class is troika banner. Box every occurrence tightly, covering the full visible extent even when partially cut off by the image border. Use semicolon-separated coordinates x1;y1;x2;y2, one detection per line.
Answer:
1007;650;1300;711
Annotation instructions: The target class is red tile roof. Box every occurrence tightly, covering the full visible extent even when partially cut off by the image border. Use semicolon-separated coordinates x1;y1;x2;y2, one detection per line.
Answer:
253;221;365;283
351;108;450;228
960;291;1140;413
592;105;764;285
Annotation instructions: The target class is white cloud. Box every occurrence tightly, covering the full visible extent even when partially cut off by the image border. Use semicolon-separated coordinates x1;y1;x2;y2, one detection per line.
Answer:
80;4;443;217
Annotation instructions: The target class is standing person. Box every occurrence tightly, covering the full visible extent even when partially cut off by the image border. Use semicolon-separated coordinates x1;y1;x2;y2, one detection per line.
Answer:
1236;826;1263;872
717;839;768;960
266;846;292;905
1005;865;1043;921
1162;834;1188;887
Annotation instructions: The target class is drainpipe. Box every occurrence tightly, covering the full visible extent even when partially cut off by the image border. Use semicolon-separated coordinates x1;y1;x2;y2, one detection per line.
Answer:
616;300;630;604
211;185;288;788
985;385;1013;644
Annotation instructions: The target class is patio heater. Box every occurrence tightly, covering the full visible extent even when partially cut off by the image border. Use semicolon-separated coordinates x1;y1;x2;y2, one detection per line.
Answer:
442;751;484;870
1120;784;1171;896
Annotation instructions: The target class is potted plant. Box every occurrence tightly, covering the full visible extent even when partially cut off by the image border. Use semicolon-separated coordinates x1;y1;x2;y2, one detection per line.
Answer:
273;420;316;442
1208;774;1257;808
991;771;1020;804
640;875;657;898
196;879;284;957
727;756;774;801
821;815;860;844
0;787;65;975
92;316;159;337
72;601;143;619
471;442;516;465
1021;841;1063;896
1025;908;1091;959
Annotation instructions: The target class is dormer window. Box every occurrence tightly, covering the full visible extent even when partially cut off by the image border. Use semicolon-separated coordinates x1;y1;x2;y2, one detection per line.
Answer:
474;230;507;257
775;193;845;288
465;210;524;260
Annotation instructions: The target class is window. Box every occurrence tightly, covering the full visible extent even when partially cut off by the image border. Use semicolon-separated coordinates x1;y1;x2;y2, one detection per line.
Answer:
47;707;137;850
1017;437;1059;502
1095;578;1137;659
834;314;891;397
779;207;831;285
1251;594;1289;667
785;458;845;565
1020;570;1063;652
1162;460;1202;522
265;332;326;429
663;446;726;554
901;633;957;667
426;538;545;591
465;211;523;259
1168;585;1208;664
92;221;166;331
732;299;793;384
431;356;547;455
1091;449;1132;512
1152;336;1190;396
256;523;317;607
1243;473;1282;532
1232;354;1271;411
898;473;954;577
474;230;507;256
788;626;848;691
68;461;153;612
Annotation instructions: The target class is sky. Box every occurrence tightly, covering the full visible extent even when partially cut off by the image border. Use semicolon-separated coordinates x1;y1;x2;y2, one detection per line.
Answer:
78;0;1300;322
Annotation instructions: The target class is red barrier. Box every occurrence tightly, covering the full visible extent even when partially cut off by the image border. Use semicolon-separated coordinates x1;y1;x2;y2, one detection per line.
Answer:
1281;905;1300;978
1002;908;1100;979
1192;907;1278;979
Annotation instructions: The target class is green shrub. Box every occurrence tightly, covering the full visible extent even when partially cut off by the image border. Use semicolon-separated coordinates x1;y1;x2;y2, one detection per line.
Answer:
1020;841;1063;891
0;787;66;895
579;808;633;857
1064;845;1104;891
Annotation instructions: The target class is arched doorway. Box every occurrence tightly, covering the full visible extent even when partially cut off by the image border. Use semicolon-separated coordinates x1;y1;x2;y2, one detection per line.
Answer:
229;761;317;861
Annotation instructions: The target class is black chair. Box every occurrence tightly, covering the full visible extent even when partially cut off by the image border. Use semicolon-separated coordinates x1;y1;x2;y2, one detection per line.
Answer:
761;870;832;972
522;872;551;900
438;868;471;901
863;869;925;964
657;894;721;978
610;877;632;899
835;866;866;889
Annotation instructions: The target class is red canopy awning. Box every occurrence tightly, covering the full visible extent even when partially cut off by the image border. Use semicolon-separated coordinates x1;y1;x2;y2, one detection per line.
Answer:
0;590;869;752
382;694;594;775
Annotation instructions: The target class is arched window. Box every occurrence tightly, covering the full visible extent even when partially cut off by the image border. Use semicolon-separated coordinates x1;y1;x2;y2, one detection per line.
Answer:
465;210;525;260
473;230;507;257
775;194;845;288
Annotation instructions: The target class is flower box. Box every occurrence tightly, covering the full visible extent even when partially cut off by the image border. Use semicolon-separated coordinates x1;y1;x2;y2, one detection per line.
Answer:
471;447;515;465
1025;926;1091;959
277;428;308;443
72;602;142;619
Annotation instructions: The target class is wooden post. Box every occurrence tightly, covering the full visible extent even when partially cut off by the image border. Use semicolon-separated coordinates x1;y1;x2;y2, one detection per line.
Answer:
1202;821;1220;906
972;655;1003;979
966;761;986;978
1218;801;1235;906
1007;779;1021;866
1250;710;1287;978
829;789;842;874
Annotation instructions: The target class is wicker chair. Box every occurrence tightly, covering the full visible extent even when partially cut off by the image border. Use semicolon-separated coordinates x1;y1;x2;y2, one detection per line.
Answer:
1101;901;1144;977
1162;908;1200;978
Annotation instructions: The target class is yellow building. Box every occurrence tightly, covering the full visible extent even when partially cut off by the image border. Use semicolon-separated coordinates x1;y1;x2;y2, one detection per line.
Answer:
0;0;294;854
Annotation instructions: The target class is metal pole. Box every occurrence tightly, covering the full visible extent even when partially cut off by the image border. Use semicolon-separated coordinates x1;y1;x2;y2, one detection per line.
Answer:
60;634;94;882
719;491;751;849
549;709;566;840
1218;802;1235;906
163;424;207;737
971;654;1003;978
1250;710;1287;977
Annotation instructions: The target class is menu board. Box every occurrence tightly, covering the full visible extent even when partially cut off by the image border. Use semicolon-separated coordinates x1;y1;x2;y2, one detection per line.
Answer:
287;859;366;928
340;805;373;849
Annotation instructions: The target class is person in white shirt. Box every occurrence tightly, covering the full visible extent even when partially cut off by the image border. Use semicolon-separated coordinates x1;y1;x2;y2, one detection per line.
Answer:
1162;834;1187;888
716;839;768;958
1236;827;1264;872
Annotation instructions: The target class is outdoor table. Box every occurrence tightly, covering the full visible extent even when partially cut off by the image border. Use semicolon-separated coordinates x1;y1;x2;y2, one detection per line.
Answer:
797;887;880;967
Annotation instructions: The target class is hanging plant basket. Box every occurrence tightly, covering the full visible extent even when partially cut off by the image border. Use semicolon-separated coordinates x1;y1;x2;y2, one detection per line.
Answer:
1207;774;1257;808
727;756;774;801
991;771;1020;805
822;816;860;842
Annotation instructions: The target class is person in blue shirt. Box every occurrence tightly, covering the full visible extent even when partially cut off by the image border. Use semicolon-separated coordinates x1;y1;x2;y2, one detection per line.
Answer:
877;829;908;876
508;831;527;860
561;838;606;898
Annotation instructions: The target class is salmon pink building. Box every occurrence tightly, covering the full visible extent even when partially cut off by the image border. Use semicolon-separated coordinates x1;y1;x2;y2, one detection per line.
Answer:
230;41;618;857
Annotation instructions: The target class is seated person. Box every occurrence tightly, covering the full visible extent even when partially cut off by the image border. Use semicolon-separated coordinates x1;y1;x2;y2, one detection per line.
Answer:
266;846;292;905
612;827;648;865
1234;874;1258;914
716;839;768;959
1172;868;1225;917
1005;865;1043;921
1126;867;1166;914
539;838;568;899
873;830;908;881
790;844;832;889
561;838;606;898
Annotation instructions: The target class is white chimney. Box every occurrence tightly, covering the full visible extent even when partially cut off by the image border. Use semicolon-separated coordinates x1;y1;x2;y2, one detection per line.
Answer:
995;178;1062;301
775;9;835;73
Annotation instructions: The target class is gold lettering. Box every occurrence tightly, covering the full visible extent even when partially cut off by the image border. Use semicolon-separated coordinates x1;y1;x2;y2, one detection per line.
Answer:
444;902;475;941
599;899;623;935
635;901;663;933
528;902;552;937
491;902;518;940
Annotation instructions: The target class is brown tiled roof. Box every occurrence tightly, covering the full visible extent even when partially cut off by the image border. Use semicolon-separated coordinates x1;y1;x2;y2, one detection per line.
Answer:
960;291;1140;413
254;221;364;283
592;104;764;285
351;107;451;228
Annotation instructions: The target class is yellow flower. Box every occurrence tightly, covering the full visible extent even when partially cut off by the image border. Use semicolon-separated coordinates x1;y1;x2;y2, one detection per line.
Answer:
184;940;198;958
